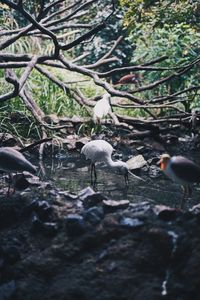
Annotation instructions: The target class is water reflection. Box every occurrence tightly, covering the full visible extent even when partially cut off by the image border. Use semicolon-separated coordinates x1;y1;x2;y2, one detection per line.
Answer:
38;153;200;209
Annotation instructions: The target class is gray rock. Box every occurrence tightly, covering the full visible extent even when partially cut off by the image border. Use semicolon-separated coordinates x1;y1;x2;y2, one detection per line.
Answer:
153;205;181;221
65;214;86;236
120;217;144;228
84;206;104;224
83;192;106;208
58;191;78;201
103;200;129;211
42;222;59;235
126;155;147;170
78;187;95;201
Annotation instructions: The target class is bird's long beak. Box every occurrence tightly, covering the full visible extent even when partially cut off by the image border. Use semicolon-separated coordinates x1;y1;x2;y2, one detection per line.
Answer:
157;159;162;167
128;170;146;182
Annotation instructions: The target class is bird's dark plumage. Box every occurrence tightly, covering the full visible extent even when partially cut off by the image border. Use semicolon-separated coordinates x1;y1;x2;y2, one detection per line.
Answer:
170;156;200;183
0;147;36;174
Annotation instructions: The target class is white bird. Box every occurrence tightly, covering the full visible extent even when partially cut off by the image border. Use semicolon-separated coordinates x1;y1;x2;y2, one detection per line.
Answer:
81;139;143;186
0;147;37;195
93;93;111;123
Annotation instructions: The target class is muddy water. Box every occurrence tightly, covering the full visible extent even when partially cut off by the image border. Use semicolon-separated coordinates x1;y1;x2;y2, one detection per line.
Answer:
38;152;200;209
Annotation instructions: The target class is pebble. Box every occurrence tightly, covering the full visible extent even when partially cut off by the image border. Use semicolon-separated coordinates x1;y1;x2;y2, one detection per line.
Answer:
103;200;130;211
120;217;144;228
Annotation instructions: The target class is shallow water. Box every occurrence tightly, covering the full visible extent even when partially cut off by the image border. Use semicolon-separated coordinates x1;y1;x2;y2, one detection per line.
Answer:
38;152;200;209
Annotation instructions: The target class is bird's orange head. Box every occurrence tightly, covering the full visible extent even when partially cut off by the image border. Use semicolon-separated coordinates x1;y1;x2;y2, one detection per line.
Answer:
157;153;171;170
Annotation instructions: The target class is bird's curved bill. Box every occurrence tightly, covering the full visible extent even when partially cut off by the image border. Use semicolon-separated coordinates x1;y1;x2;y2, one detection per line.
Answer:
157;159;161;166
128;170;145;182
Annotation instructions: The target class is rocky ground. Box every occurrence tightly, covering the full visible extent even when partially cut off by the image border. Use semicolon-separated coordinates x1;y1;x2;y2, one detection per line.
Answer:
1;182;200;300
1;131;200;300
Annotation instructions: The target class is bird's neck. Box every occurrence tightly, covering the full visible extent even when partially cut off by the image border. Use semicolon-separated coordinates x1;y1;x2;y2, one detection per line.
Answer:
104;157;120;168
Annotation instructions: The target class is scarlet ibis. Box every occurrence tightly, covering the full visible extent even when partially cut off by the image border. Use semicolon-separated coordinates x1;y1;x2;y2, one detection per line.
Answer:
158;153;200;209
115;74;139;85
0;147;37;195
93;93;111;123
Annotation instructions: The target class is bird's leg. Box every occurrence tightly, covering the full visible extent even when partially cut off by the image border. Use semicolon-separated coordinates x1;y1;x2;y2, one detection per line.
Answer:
7;173;13;197
90;163;97;186
180;185;189;209
124;173;129;188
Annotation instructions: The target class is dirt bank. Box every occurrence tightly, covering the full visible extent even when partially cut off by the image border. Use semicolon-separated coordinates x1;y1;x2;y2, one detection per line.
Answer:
0;185;200;300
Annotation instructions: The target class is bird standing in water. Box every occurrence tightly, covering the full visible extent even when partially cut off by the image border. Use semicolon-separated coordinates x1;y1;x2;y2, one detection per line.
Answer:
0;147;37;195
81;139;143;187
158;153;200;209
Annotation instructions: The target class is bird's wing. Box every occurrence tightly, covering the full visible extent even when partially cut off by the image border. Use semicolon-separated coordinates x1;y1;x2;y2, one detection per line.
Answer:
170;156;200;183
93;98;111;119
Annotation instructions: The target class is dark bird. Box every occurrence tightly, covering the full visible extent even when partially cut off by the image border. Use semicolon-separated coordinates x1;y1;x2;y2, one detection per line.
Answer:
0;147;37;195
158;153;200;209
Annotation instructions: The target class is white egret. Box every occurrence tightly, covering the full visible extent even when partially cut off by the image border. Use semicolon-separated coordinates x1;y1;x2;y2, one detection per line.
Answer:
93;93;111;123
0;147;37;195
81;139;143;186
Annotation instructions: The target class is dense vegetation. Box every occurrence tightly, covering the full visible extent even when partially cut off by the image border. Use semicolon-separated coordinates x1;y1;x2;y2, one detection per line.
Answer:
0;0;199;144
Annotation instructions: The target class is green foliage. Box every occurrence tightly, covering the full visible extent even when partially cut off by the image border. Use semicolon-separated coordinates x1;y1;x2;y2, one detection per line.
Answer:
118;0;200;111
120;0;200;30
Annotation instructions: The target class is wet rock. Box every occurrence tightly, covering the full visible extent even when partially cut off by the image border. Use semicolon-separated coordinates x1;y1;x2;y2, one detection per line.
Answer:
30;212;58;236
42;222;59;236
189;203;200;214
23;200;52;221
153;205;182;221
129;201;152;216
58;191;78;201
36;200;52;220
147;157;159;165
30;212;43;233
83;206;104;225
0;280;16;300
65;214;86;236
25;175;51;189
120;217;144;229
78;187;95;201
103;200;129;212
126;154;147;170
83;192;106;208
12;173;30;190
